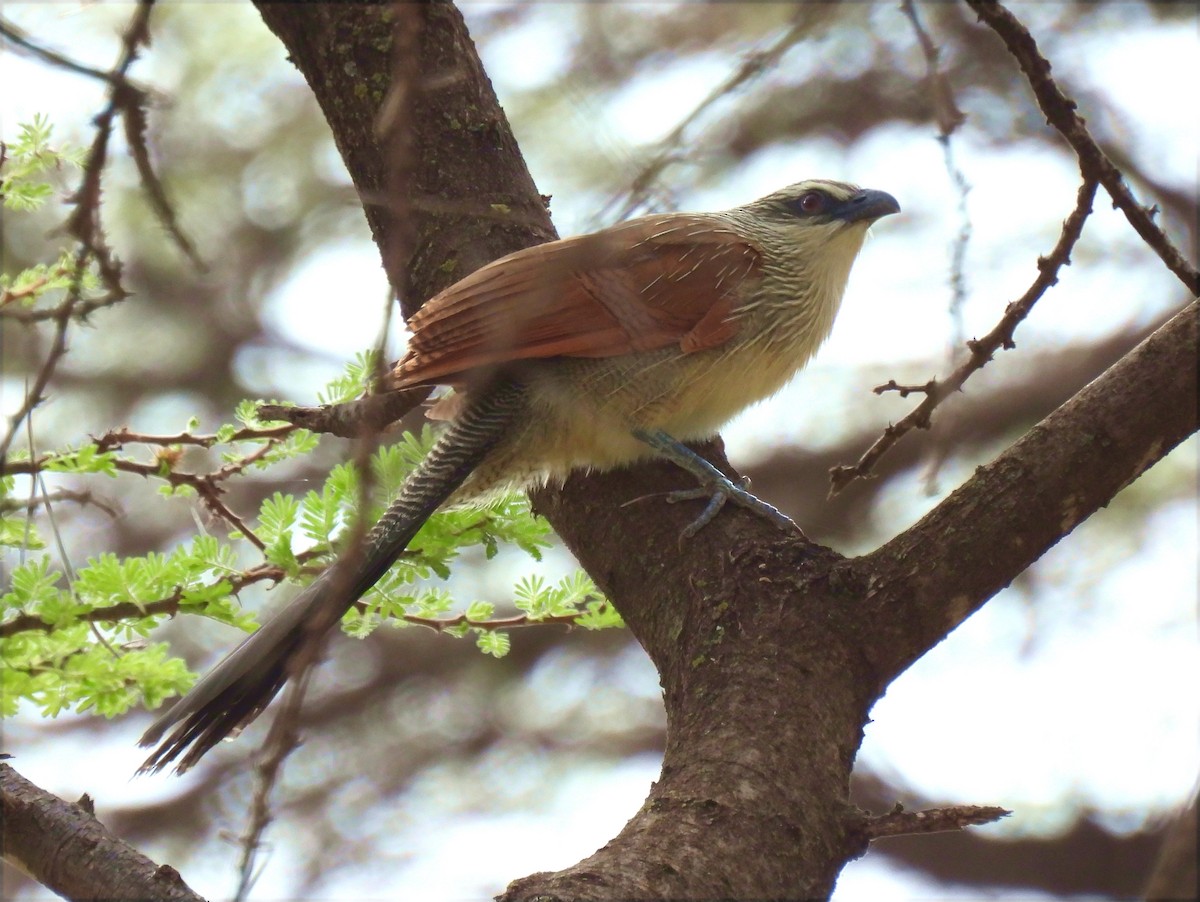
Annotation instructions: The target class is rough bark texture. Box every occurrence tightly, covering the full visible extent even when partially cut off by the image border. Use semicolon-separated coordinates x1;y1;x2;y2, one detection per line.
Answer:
0;763;203;902
249;3;1199;899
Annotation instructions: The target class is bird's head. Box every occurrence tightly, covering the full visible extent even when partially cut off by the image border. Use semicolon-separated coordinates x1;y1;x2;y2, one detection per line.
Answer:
742;178;899;239
729;179;900;294
747;179;900;226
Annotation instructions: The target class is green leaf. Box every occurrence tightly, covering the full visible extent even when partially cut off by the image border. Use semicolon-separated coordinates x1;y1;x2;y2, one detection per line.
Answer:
43;445;118;476
465;600;494;621
475;630;510;658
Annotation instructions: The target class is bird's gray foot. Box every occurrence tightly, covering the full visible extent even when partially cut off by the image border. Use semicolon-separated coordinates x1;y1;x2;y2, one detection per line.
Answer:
632;427;800;539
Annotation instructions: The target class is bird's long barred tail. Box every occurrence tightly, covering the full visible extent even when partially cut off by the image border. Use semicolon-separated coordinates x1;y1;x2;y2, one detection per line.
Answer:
138;381;527;774
342;379;528;599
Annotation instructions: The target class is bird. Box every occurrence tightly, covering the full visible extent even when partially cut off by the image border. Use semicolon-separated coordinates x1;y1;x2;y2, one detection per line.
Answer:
138;179;900;774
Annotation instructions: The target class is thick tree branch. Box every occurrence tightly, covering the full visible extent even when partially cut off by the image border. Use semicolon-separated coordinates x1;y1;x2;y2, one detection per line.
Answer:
859;299;1198;680
221;5;1198;900
0;763;203;902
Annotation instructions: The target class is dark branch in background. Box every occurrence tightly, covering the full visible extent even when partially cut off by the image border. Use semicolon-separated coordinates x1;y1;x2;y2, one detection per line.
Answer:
0;0;148;463
233;668;311;902
901;0;973;495
0;0;206;468
965;0;1199;295
0;763;204;901
0;487;120;519
593;5;818;225
0;18;143;90
0;289;128;324
1142;795;1198;901
829;176;1099;493
120;87;205;271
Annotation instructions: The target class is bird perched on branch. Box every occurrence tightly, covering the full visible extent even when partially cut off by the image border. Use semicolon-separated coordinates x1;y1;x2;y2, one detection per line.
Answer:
139;179;899;774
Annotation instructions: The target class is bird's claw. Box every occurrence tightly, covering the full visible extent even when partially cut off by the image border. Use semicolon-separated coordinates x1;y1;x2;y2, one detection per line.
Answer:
667;473;798;539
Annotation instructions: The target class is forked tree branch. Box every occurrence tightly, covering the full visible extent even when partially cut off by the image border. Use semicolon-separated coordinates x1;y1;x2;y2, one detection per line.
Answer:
122;2;1195;899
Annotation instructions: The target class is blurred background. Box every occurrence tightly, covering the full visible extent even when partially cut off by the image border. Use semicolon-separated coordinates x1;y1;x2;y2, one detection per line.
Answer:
2;1;1196;898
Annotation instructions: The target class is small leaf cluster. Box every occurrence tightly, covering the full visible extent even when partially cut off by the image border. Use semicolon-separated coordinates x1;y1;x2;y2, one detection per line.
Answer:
0;116;98;308
0;114;85;212
1;538;251;718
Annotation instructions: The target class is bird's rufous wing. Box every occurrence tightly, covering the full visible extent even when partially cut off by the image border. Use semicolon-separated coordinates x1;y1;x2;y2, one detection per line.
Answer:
391;215;762;388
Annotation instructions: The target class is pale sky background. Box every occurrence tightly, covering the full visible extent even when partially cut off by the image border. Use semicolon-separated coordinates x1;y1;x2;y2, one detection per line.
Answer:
1;3;1197;900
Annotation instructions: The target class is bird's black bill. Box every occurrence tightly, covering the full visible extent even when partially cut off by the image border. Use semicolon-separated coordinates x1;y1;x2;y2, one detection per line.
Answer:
835;189;901;224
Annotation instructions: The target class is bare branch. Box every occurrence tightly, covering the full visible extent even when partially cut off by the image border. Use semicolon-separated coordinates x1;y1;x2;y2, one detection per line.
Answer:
966;0;1199;295
830;176;1099;494
0;3;154;463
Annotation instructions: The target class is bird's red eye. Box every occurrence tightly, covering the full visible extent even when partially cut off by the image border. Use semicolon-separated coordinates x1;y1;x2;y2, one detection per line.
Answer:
798;191;826;214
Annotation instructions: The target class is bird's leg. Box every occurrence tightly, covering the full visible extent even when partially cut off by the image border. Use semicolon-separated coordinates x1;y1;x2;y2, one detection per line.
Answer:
631;428;800;539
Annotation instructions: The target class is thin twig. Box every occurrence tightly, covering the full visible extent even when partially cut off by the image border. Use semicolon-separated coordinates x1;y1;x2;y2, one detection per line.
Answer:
0;2;153;463
965;0;1198;295
0;563;291;639
93;423;296;451
830;176;1099;494
595;10;817;226
0;289;127;324
397;605;607;634
120;85;206;270
901;0;973;495
8;431;292;547
0;17;144;91
0;487;121;519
